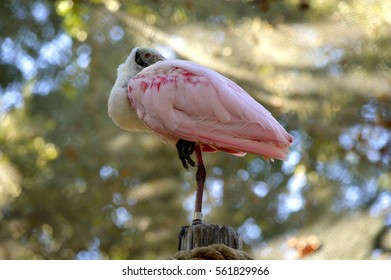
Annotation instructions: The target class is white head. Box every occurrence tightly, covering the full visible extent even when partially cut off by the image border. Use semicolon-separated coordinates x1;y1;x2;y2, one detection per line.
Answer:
119;47;166;85
109;47;165;132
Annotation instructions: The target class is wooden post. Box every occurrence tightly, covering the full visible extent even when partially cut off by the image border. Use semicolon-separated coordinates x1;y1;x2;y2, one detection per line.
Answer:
178;223;242;251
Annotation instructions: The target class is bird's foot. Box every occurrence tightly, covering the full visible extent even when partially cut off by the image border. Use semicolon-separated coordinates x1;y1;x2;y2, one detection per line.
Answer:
176;139;196;170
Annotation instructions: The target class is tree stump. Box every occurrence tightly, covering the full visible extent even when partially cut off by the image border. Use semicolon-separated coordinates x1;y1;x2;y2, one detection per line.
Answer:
178;223;242;251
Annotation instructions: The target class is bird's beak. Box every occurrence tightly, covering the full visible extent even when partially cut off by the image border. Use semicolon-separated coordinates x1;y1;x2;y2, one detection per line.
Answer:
155;54;165;62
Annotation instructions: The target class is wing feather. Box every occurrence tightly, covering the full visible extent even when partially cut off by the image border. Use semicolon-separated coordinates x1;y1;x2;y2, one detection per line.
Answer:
127;60;293;160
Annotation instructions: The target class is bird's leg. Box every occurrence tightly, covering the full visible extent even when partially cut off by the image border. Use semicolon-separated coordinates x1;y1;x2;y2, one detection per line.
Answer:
175;140;206;224
193;143;206;225
175;139;196;170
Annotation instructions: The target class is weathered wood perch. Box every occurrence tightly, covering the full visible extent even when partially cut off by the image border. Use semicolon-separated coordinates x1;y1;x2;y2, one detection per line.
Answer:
178;223;242;251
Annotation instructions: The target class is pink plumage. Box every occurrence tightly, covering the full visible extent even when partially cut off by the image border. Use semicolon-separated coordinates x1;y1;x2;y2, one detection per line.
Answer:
127;59;293;160
109;47;294;222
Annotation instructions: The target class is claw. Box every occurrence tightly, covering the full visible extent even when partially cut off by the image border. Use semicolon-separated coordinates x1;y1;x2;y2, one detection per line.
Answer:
179;156;189;170
176;139;196;170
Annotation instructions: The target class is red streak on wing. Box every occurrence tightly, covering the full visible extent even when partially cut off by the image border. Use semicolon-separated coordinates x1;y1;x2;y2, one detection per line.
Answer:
132;67;203;95
151;76;169;92
181;69;198;87
140;81;149;93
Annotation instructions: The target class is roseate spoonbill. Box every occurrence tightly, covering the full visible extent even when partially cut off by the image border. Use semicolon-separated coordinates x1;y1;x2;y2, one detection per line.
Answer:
108;47;293;224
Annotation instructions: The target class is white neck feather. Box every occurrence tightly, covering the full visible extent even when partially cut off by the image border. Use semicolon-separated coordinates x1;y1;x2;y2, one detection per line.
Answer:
108;61;147;132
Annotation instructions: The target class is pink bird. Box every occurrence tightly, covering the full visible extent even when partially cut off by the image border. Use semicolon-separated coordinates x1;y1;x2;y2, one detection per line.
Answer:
109;47;293;224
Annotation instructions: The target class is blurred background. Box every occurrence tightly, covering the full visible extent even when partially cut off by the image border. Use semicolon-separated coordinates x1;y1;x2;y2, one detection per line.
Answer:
0;0;390;260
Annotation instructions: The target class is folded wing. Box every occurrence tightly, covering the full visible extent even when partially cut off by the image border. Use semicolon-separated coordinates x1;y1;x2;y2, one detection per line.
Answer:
127;60;293;160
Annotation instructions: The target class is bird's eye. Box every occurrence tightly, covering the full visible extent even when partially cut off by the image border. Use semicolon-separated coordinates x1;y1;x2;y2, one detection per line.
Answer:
143;52;151;59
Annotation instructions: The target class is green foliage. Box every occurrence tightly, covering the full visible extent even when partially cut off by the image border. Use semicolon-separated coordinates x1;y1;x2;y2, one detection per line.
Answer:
0;0;390;259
